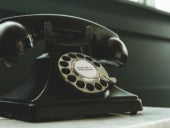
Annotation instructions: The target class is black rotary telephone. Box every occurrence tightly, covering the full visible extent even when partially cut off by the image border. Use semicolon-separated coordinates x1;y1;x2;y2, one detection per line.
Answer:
0;14;142;121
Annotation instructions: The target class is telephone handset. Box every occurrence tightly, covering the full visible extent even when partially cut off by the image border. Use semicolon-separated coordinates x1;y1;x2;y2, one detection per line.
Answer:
0;14;142;121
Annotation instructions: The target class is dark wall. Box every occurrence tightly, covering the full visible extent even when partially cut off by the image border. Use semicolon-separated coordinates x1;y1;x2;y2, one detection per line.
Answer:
1;0;170;107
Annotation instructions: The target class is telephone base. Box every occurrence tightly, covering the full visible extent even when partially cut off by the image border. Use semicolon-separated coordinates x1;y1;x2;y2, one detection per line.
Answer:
0;88;142;121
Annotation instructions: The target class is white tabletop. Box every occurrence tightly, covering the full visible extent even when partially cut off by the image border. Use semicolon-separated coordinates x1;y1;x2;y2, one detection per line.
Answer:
0;107;170;128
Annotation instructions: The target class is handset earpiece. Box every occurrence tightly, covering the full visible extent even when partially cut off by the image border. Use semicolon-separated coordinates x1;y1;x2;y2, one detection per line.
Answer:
99;36;128;68
107;37;128;67
0;21;33;66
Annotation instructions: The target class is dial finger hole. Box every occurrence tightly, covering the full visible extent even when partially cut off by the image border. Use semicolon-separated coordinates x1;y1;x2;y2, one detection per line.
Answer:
77;53;84;58
61;68;70;74
67;75;76;82
62;56;71;61
100;79;107;86
95;83;102;90
93;61;100;67
85;56;93;61
68;53;76;58
59;61;68;67
76;80;85;88
86;83;94;91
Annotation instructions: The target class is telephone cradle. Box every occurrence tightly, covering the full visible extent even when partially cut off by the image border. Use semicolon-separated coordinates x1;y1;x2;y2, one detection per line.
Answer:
0;14;142;121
